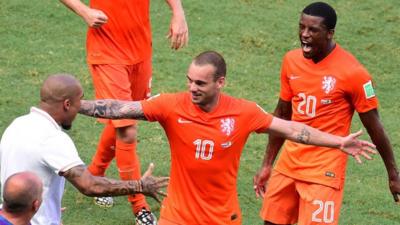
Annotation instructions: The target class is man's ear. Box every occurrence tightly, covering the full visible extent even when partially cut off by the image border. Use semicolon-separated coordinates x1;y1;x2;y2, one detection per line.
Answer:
327;29;335;40
32;199;41;212
63;99;71;111
216;76;225;88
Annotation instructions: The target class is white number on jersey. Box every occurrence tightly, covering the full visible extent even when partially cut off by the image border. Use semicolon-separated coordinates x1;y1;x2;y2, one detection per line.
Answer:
311;200;334;223
297;93;317;117
193;139;214;160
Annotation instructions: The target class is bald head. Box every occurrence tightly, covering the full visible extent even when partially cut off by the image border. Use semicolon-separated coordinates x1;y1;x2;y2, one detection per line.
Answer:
40;74;82;104
3;172;43;214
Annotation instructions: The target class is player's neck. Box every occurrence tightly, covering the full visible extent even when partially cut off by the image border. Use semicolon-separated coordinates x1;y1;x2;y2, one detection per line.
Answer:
198;94;220;113
312;41;336;63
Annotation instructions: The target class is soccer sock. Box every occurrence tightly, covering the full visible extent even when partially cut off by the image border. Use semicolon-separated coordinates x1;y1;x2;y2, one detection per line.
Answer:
115;138;150;214
88;124;116;176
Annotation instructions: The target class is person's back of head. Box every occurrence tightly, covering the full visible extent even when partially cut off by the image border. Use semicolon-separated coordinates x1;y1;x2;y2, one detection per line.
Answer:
2;171;43;225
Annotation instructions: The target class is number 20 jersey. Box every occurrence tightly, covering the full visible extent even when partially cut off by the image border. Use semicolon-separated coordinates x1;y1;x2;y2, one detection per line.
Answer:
275;44;378;189
141;92;273;225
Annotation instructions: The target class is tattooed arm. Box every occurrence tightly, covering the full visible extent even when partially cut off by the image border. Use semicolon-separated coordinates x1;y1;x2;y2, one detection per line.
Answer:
79;99;147;120
266;117;376;160
61;164;169;202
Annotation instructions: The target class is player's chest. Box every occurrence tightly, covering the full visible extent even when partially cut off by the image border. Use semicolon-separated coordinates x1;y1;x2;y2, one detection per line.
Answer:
165;113;246;161
288;70;348;117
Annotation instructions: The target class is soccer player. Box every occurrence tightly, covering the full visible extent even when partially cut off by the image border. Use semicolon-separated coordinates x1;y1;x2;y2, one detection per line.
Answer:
253;2;400;225
60;0;188;222
0;172;43;225
0;74;168;225
78;51;376;225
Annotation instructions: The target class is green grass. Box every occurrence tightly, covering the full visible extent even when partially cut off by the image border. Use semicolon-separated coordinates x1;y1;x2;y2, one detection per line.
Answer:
1;0;399;224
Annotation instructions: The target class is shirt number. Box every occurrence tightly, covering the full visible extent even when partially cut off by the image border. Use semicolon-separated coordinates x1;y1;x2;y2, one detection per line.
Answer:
311;200;334;223
297;93;317;117
193;139;214;160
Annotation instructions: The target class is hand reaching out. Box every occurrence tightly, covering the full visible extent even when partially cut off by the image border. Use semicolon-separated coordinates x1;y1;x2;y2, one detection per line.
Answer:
340;130;377;163
140;163;169;203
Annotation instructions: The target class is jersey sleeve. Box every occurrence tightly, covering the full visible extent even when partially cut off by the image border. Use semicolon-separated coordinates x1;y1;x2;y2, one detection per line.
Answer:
279;54;294;101
347;65;379;113
42;133;84;175
247;102;274;133
141;93;174;123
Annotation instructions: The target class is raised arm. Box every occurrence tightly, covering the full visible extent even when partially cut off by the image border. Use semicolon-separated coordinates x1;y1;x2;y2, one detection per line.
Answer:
79;99;147;120
359;109;400;202
253;99;292;197
61;164;168;202
60;0;108;28
267;117;375;158
164;0;189;50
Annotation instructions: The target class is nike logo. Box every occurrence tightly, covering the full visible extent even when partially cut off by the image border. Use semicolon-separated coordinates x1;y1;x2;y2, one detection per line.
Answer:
289;75;300;80
177;118;193;124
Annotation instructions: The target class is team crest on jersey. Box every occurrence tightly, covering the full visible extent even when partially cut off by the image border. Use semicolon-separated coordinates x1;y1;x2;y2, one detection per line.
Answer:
322;76;336;94
220;118;235;136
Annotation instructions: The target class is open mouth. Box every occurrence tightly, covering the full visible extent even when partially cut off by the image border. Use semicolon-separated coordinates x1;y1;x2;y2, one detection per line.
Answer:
301;41;312;54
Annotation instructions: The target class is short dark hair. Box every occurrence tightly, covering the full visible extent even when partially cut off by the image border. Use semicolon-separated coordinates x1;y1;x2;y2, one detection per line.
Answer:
193;51;226;80
302;2;337;30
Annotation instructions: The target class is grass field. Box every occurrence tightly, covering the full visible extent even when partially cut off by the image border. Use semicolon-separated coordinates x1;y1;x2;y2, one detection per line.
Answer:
1;0;400;224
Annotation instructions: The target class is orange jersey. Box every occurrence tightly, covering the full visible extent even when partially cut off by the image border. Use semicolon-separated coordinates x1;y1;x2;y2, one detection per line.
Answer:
275;44;378;189
87;0;151;65
141;92;273;225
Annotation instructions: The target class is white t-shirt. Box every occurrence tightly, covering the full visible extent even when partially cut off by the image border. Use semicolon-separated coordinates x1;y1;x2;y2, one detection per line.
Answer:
0;107;84;225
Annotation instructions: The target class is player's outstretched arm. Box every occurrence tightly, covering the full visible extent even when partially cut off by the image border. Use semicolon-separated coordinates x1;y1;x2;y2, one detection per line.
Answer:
164;0;189;50
254;99;292;198
60;0;108;28
61;164;168;202
359;109;400;203
267;117;377;163
79;99;147;120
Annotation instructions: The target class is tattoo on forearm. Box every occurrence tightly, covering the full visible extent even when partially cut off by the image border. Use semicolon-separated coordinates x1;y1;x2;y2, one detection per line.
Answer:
79;100;146;120
296;127;311;144
63;166;142;196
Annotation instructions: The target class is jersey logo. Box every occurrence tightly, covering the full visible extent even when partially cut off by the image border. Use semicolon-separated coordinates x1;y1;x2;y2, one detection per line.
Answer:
325;171;335;178
320;99;333;105
363;80;375;99
289;74;300;80
322;76;336;94
221;141;232;148
178;118;193;124
220;118;235;136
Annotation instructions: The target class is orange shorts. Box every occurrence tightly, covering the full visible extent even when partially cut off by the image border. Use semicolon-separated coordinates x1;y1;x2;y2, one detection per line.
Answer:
89;60;152;128
260;170;344;225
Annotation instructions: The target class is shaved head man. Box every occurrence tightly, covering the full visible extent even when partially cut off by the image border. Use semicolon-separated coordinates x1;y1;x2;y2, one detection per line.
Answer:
0;74;168;225
0;171;43;225
40;74;83;130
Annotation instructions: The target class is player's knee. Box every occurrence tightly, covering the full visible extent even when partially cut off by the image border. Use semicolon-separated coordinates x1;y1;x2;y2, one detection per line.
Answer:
116;125;137;143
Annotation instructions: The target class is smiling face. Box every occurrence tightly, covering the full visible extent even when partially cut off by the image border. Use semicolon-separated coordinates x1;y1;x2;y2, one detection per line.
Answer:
186;62;225;111
299;13;334;62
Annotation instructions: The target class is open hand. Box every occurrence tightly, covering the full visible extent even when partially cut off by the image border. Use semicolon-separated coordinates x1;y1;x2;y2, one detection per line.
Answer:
340;130;377;163
140;163;169;203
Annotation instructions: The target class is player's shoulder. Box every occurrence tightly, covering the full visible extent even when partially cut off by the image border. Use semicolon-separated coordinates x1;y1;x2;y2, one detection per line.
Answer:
221;94;260;112
333;45;370;77
284;49;304;60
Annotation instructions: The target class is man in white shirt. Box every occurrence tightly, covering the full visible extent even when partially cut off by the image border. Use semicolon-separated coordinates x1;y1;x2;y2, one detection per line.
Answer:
0;74;168;225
